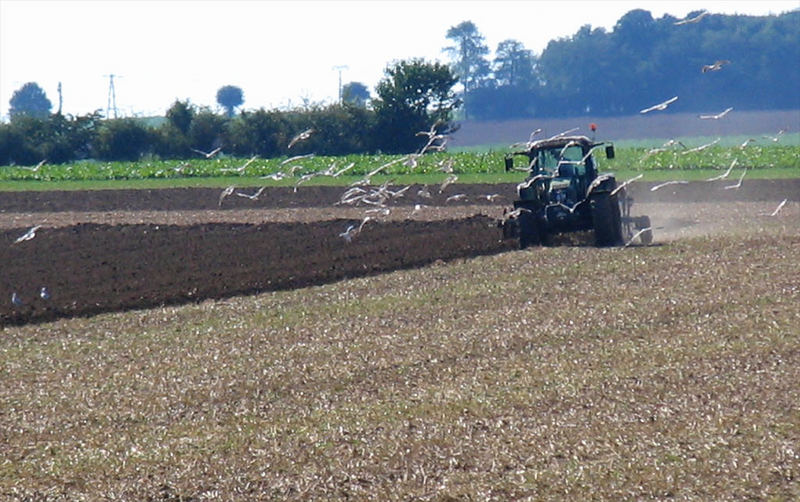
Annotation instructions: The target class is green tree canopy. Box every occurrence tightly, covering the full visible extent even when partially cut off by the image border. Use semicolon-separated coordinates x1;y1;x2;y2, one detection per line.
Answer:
342;82;370;107
9;82;52;119
216;85;244;117
372;59;459;153
443;21;490;118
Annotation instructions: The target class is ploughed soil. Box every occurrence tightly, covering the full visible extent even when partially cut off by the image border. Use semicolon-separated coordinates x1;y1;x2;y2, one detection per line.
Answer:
1;180;797;326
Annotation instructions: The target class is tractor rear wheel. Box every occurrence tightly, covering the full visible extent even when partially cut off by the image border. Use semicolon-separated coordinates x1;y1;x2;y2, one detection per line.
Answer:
518;211;540;249
591;192;624;247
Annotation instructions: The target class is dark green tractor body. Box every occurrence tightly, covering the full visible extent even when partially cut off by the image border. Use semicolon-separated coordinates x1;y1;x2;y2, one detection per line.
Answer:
501;135;652;248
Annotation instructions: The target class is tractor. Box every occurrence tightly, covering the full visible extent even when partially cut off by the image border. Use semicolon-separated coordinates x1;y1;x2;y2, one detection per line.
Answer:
500;135;652;248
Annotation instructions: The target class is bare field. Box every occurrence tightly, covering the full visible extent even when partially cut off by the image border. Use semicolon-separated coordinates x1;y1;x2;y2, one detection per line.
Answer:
1;184;799;500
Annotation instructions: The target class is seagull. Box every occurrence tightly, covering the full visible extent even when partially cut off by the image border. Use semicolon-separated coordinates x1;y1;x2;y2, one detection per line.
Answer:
218;185;235;206
21;159;47;172
339;224;357;243
439;174;458;193
484;193;501;202
517;174;547;192
769;199;788;216
548;200;586;214
437;157;455;173
624;227;653;248
724;168;747;190
191;146;222;159
288;128;314;149
221;155;257;173
357;216;372;233
410;203;425;216
762;129;786;142
706;158;737;181
11;292;23;307
549;127;580;139
498;207;532;225
682;138;721;154
674;10;710;25
13;225;42;244
701;60;730;73
39;287;51;300
610;174;644;196
236;186;267;200
331;162;356;177
445;193;467;202
417;187;432;199
650;180;689;192
640;96;678;114
280;153;315;165
260;172;287;181
699;107;733;120
739;138;757;149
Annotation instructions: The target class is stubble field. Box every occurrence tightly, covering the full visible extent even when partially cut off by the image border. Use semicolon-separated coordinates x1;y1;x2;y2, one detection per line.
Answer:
1;180;798;500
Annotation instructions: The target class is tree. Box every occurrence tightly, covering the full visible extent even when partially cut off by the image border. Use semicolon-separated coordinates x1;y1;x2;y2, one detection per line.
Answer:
341;82;370;107
9;82;52;119
443;21;490;118
216;85;244;117
372;59;459;153
493;40;538;88
166;100;195;134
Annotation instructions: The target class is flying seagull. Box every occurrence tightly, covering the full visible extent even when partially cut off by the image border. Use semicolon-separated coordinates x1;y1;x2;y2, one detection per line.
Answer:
624;227;654;248
445;193;467;203
221;155;258;173
439;174;458;193
650;180;689;192
706;158;738;182
13;225;42;244
640;96;678;114
236;186;267;200
39;286;51;301
218;185;236;206
191;147;222;159
699;107;733;120
288;128;314;149
674;10;710;25
724;168;747;190
610;174;644;196
11;292;23;307
769;199;788;216
701;60;730;73
339;224;357;243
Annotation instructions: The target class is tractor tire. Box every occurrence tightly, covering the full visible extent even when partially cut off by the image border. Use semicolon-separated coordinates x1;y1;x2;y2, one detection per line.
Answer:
591;192;624;247
518;210;540;249
635;215;654;244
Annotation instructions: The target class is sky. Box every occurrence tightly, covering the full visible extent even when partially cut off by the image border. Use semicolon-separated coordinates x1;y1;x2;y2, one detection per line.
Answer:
1;0;797;120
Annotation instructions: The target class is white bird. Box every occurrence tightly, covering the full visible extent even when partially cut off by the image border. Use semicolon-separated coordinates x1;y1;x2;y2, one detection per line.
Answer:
611;174;644;196
739;138;757;149
484;193;501;202
280;153;315;165
762;129;786;142
218;185;235;206
13;225;42;244
706;158;737;181
769;199;788;216
650;180;689;192
331;162;356;177
260;172;287;181
640;96;678;114
417;187;432;199
701;60;730;73
410;203;425;216
236;186;267;200
674;10;710;25
39;286;51;300
437;157;455;173
498;206;532;225
682;138;720;154
11;292;23;307
221;155;257;173
191;146;222;159
21;159;47;172
439;174;458;193
549;127;580;139
517;174;547;192
288;128;314;149
357;216;372;233
548;200;586;214
624;227;653;248
699;107;733;120
445;193;467;202
724;168;747;190
339;224;357;243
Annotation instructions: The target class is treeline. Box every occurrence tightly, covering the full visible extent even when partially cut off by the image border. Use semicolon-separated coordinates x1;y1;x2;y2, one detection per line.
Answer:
457;9;799;120
0;60;457;166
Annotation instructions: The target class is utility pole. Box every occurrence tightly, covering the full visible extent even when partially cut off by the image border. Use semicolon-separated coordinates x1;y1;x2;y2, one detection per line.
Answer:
332;65;348;103
57;82;63;115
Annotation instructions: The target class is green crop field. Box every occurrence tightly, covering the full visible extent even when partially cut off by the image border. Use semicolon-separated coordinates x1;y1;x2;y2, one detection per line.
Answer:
0;139;798;192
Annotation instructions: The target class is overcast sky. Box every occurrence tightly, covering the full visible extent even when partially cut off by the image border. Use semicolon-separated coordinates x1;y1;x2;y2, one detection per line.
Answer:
1;0;797;119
